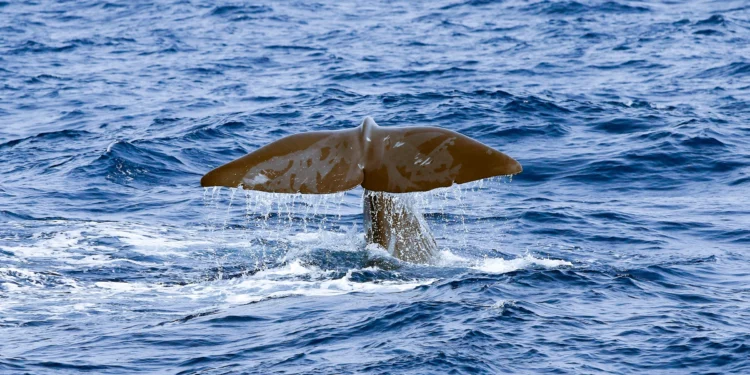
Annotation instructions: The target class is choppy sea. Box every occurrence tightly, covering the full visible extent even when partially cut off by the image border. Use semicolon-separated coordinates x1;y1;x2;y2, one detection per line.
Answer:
1;0;749;374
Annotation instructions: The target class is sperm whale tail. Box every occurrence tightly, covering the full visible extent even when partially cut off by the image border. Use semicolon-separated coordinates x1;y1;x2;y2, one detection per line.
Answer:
201;117;522;264
201;117;522;193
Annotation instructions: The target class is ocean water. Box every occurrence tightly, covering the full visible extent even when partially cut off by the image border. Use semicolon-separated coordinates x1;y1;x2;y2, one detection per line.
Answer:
1;0;749;373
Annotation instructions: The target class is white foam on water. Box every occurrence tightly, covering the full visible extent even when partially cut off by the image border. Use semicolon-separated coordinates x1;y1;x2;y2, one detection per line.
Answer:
431;249;572;274
0;229;93;259
2;214;435;319
0;221;214;266
221;264;433;305
475;254;572;274
223;274;431;305
109;225;209;257
0;266;78;289
216;259;433;305
0;179;554;322
94;281;155;292
434;249;471;266
78;259;434;309
252;259;328;278
491;300;516;309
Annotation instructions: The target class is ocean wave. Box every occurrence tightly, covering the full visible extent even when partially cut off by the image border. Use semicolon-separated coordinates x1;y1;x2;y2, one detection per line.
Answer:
9;40;77;55
329;67;474;81
71;140;191;187
0;129;93;149
697;62;750;78
209;4;273;17
524;1;650;16
2;0;749;373
695;15;727;26
502;95;572;116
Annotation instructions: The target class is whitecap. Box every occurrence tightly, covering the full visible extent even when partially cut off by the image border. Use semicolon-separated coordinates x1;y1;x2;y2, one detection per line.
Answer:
475;254;572;274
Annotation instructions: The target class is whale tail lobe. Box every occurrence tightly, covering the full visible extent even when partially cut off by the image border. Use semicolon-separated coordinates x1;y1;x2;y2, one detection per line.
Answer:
201;117;521;193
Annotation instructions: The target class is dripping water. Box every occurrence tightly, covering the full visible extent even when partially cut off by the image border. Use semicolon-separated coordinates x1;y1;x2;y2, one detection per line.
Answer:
201;177;517;271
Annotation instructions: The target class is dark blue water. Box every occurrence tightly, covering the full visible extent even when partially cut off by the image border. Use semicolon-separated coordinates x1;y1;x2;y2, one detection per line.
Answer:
2;0;750;373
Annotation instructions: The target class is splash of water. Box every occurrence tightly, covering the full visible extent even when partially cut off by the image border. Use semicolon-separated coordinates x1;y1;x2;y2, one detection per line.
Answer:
201;176;518;270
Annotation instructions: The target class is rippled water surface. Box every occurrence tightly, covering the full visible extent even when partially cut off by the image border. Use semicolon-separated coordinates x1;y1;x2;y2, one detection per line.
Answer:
2;0;750;374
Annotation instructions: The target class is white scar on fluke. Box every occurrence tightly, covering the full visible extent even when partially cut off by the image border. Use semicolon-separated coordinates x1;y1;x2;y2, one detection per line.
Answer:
201;117;522;264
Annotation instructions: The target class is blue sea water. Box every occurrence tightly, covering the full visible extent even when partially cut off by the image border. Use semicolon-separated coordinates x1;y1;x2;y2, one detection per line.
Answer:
1;0;750;373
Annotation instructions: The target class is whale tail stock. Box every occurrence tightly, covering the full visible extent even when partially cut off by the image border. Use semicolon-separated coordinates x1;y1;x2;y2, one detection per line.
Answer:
200;117;522;193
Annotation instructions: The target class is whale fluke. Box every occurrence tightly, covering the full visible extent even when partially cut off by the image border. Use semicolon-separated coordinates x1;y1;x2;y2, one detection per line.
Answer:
201;117;521;193
201;128;364;194
202;117;522;264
